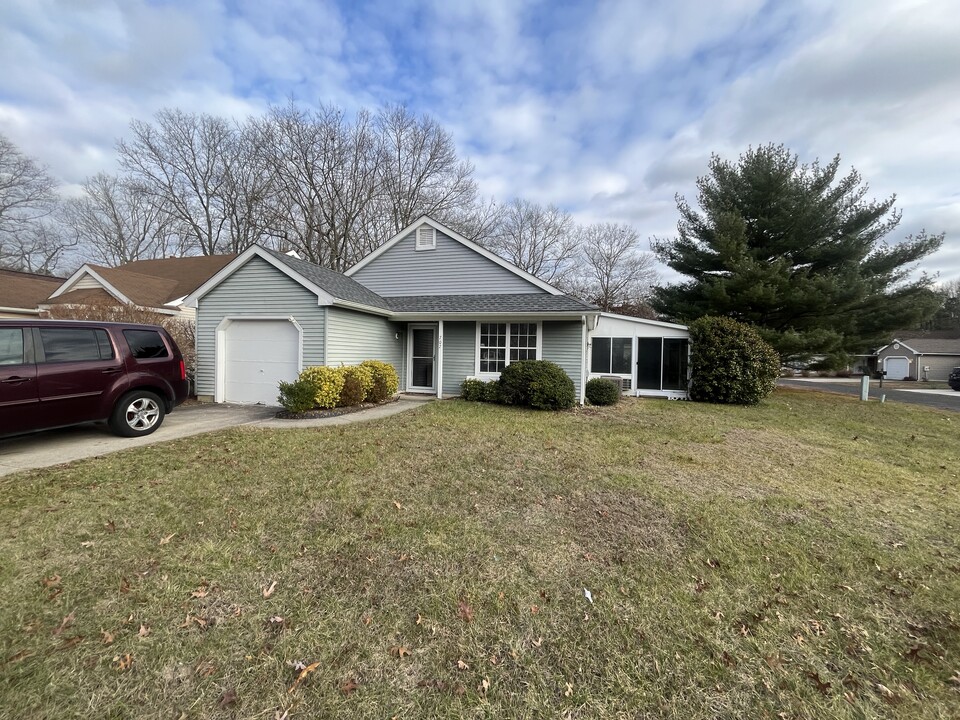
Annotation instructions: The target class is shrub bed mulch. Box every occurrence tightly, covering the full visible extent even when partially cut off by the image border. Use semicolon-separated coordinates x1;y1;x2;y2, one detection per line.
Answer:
274;395;399;420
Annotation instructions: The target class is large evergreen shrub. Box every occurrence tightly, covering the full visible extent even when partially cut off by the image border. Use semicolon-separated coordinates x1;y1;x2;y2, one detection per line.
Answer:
585;377;621;406
498;360;575;410
299;366;345;409
688;316;780;405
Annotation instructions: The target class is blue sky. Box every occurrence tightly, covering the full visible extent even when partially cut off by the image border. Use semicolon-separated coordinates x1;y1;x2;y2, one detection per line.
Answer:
1;0;958;280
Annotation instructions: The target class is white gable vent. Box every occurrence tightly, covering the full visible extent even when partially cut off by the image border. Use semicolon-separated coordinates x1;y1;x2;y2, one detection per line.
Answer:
416;225;436;251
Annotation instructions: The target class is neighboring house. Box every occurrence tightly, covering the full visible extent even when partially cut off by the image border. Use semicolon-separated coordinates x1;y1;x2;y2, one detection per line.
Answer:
873;337;960;381
0;269;64;318
43;255;236;320
184;216;691;405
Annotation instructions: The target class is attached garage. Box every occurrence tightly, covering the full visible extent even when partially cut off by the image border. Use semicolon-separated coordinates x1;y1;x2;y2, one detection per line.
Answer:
220;318;301;405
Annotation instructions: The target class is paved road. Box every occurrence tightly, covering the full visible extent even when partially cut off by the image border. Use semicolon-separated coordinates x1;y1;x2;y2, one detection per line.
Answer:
0;399;429;478
779;378;960;412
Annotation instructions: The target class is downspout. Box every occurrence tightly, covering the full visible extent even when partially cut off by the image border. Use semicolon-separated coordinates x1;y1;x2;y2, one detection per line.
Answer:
437;320;444;399
580;315;588;405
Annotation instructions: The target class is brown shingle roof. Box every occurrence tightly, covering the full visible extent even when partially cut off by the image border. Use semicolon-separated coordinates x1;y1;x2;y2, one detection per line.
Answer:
49;255;236;308
0;269;64;310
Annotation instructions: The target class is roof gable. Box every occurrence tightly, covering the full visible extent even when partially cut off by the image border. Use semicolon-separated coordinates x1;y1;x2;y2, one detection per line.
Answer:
346;216;563;296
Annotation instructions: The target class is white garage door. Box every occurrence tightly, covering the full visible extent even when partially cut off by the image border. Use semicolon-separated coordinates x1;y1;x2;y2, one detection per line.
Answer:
224;320;300;405
884;356;910;380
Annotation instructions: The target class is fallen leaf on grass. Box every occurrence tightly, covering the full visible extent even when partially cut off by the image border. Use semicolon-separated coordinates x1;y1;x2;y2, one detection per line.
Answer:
119;577;130;594
530;605;539;615
104;520;116;534
806;671;832;694
390;646;410;658
159;533;176;546
564;682;573;697
263;581;278;598
179;614;208;629
583;588;593;604
288;661;321;693
457;659;469;670
340;677;360;695
41;575;61;588
80;541;95;548
195;661;217;677
479;678;490;693
190;587;209;599
138;624;151;638
57;635;84;651
393;500;403;510
101;629;114;645
532;637;543;648
217;687;237;708
457;599;473;623
113;653;134;671
52;611;75;636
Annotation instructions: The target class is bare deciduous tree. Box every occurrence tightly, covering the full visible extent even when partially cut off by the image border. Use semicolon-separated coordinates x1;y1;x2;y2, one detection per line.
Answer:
566;223;659;311
0;134;69;272
117;110;272;255
482;198;577;285
62;173;184;266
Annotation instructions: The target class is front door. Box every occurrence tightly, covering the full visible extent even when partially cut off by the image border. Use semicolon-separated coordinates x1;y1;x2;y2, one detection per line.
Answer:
408;325;436;392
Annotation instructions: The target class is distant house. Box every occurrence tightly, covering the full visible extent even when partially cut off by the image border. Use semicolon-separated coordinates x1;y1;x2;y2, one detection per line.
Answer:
184;216;691;405
0;268;64;318
873;337;960;381
43;255;236;320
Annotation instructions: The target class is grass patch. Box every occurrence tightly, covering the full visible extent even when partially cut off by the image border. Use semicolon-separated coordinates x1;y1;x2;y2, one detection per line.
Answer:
1;389;959;718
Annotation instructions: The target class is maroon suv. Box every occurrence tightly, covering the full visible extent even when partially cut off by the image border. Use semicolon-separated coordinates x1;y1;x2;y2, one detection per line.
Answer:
0;320;190;438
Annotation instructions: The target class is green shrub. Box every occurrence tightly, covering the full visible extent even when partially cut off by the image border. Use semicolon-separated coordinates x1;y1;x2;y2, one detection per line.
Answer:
688;316;780;405
499;360;575;410
360;360;400;403
277;379;316;414
299;366;345;409
585;377;621;406
461;378;502;403
338;365;374;407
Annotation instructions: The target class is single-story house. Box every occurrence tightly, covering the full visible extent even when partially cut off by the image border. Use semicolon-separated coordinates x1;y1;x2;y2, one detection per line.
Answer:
44;254;236;320
874;337;960;381
0;268;64;317
184;216;690;405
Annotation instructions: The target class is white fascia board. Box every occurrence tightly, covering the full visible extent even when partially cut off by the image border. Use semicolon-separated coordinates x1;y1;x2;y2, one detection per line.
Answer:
330;300;394;317
48;265;131;305
876;338;919;356
165;295;187;307
345;215;565;296
598;311;688;330
182;246;335;308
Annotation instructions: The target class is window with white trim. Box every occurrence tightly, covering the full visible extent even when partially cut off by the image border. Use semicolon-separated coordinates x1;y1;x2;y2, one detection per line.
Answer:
478;322;539;373
591;337;632;374
415;225;436;251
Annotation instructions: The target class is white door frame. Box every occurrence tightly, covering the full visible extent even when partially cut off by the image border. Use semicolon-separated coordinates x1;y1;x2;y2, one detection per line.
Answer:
407;323;437;393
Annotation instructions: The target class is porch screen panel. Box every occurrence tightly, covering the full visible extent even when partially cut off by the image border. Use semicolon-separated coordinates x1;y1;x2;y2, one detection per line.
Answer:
662;339;689;391
591;337;611;373
636;338;662;390
611;338;632;374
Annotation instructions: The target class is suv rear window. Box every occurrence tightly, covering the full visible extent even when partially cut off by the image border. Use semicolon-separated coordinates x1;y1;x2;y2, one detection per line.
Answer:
123;329;169;359
39;328;114;362
0;328;25;365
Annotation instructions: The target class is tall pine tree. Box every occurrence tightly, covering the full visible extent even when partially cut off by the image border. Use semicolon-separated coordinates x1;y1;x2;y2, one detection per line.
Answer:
651;144;943;363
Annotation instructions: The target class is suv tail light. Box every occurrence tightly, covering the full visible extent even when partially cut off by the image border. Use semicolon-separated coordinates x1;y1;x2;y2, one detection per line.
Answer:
179;359;186;380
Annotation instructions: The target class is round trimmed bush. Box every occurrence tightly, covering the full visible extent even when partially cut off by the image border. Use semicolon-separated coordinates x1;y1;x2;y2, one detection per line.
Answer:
299;366;345;409
498;360;575;410
360;360;399;403
688;316;780;405
585;377;621;406
460;378;487;401
338;364;374;407
277;378;316;413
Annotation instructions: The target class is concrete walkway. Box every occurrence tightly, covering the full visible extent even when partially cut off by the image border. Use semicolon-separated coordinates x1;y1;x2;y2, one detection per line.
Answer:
0;398;431;478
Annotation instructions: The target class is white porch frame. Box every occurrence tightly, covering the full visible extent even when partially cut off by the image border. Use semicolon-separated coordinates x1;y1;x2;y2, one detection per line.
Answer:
406;322;439;394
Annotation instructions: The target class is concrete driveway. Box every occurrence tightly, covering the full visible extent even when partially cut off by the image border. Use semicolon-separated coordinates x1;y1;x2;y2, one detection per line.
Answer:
0;399;431;478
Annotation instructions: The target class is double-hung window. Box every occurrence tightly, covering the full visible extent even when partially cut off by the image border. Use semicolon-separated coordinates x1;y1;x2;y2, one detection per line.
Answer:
478;322;539;374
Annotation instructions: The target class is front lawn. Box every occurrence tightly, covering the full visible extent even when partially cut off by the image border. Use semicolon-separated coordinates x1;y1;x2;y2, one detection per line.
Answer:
1;390;958;718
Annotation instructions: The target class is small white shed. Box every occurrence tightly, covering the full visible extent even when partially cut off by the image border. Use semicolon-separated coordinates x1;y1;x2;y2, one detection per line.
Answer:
587;313;690;398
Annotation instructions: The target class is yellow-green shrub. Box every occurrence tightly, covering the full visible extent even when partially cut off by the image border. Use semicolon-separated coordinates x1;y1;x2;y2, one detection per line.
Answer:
360;360;399;402
338;364;375;406
299;366;344;409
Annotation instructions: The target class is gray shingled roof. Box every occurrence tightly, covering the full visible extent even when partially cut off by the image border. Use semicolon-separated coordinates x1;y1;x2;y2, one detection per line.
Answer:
387;294;597;313
263;248;393;311
898;338;960;354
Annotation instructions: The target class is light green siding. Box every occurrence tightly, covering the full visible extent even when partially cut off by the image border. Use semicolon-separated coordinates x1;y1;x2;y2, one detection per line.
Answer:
326;307;404;375
195;256;325;397
441;321;476;396
542;320;583;399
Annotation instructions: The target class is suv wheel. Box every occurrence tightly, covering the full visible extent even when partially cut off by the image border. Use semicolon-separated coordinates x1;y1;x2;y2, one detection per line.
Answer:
109;390;165;437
